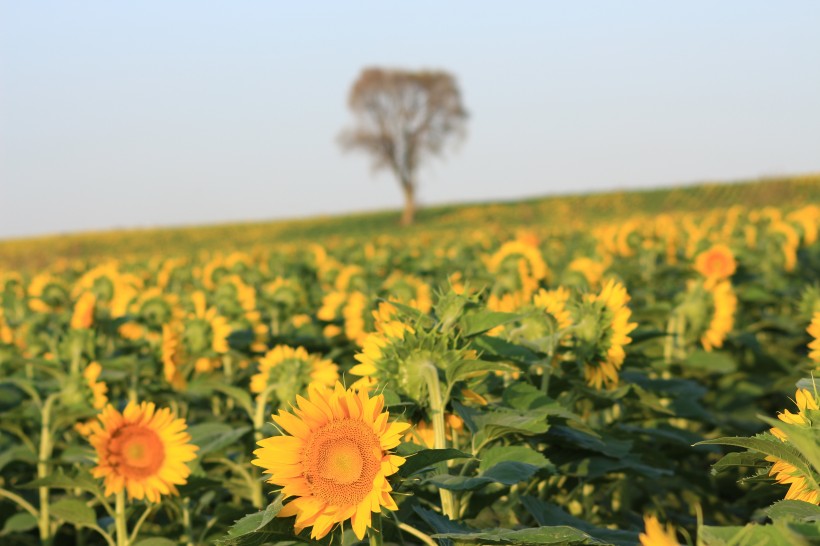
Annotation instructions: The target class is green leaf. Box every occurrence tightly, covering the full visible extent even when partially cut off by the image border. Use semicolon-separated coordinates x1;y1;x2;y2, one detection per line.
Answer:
471;335;539;364
446;359;518;385
0;445;37;472
759;416;820;475
0;383;24;412
473;407;551;448
698;521;820;545
502;384;580;423
177;476;224;497
50;498;96;527
20;468;101;496
412;505;473;534
697;435;817;493
684;350;737;374
433;526;599;545
461;310;522;337
521;496;638;546
2;512;38;534
189;423;251;457
209;384;256;419
399;448;473;477
766;500;820;522
427;461;540;491
711;451;765;475
478;445;553;473
134;539;178;546
217;498;311;546
550;426;632;458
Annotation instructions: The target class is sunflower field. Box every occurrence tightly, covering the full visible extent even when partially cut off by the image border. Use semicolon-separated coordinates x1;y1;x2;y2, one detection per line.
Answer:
1;176;820;546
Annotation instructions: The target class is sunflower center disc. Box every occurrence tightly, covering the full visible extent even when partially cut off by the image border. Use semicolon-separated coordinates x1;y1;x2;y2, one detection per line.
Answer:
304;418;382;506
320;440;363;484
110;425;166;478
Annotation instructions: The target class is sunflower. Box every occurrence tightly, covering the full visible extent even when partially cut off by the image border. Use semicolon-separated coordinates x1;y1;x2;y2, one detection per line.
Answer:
765;388;820;504
567;257;605;287
808;312;820;365
533;287;572;330
250;345;339;402
693;244;736;286
70;292;97;330
89;401;198;502
0;309;12;345
84;362;108;410
342;291;371;346
578;280;637;390
317;290;347;322
161;322;187;390
382;272;433;314
181;292;232;368
252;382;409;540
639;515;679;546
701;281;736;352
28;273;68;312
74;362;110;437
372;302;415;340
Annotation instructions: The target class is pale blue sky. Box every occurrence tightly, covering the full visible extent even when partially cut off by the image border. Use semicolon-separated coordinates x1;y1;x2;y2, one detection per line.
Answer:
1;2;818;238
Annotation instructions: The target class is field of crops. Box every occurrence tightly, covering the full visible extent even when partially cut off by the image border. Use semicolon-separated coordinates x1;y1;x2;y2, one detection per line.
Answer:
1;175;820;546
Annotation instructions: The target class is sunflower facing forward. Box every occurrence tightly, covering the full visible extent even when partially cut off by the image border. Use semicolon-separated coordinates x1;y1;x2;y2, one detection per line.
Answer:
88;402;198;502
252;382;409;540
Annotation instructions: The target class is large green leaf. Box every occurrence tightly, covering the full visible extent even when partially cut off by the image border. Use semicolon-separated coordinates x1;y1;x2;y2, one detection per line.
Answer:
521;496;638;546
699;521;820;545
399;448;473;477
216;498;311;546
697;435;817;493
461;310;522;337
20;468;101;496
427;461;541;491
766;500;820;522
433;526;600;545
134;539;178;546
50;498;96;527
2;513;38;535
446;359;518;385
471;335;539;364
472;407;551;448
478;445;553;473
759;416;820;475
189;423;252;457
684;350;737;373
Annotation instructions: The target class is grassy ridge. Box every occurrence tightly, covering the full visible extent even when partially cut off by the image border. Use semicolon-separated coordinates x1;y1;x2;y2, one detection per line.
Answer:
2;173;819;269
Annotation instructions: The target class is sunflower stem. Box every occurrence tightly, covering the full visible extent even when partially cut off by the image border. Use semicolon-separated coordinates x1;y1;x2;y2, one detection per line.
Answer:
69;337;83;377
115;490;129;546
38;393;58;544
420;361;457;520
251;387;276;509
397;523;436;546
128;504;155;544
368;514;383;546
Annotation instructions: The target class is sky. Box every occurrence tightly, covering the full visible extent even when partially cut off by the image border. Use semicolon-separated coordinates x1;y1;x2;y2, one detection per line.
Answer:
1;2;819;239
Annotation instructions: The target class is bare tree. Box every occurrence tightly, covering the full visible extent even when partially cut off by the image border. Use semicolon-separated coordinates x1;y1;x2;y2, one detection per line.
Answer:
339;68;468;225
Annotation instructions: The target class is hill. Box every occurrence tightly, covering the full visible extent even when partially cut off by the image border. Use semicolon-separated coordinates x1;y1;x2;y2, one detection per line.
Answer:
2;173;819;269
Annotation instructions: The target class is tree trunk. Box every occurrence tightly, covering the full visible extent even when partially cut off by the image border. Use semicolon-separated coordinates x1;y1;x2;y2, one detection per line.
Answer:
400;181;416;226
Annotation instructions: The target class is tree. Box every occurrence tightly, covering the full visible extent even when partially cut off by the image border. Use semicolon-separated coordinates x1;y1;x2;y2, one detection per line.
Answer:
339;68;468;226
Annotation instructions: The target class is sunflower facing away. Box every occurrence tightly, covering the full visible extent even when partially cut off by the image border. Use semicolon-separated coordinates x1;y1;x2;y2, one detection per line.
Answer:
88;401;198;502
580;280;638;390
701;280;737;352
252;382;410;540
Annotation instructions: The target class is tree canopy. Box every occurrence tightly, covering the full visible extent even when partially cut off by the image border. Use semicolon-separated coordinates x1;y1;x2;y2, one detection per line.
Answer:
339;68;468;225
